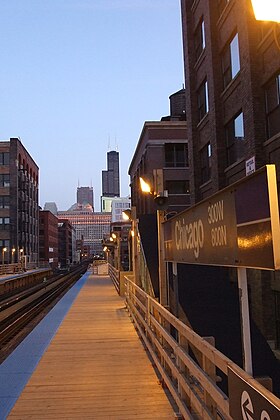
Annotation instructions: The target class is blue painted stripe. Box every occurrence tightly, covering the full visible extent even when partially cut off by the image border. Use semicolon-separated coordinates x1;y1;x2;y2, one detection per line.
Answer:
0;271;89;419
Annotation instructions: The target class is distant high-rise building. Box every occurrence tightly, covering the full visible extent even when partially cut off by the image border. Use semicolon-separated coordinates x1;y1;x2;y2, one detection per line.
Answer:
44;202;58;215
58;204;111;255
102;151;120;197
77;186;94;209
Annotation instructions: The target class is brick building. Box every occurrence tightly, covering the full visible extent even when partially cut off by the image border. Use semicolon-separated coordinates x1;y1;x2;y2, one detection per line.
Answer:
129;120;189;216
0;137;39;264
181;0;280;202
58;219;74;268
39;210;58;269
180;0;280;381
58;206;111;256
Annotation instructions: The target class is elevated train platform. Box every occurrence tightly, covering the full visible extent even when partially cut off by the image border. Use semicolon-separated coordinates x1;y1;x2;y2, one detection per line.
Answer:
0;271;175;419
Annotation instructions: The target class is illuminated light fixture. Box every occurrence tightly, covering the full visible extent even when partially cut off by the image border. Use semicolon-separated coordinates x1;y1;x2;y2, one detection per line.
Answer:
131;230;135;237
122;209;132;220
109;237;114;242
140;177;152;194
103;246;108;251
251;0;280;23
111;233;117;239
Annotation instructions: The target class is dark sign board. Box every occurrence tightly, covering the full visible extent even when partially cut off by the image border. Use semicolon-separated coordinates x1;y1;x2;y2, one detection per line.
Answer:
163;165;280;270
228;366;280;419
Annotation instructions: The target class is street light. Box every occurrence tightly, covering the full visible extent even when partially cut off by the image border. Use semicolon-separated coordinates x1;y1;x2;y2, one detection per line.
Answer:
12;248;16;264
2;247;7;265
251;0;280;23
140;176;168;306
251;0;280;50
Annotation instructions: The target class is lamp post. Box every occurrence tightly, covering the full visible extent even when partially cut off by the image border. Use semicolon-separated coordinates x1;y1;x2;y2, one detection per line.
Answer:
140;176;168;306
122;207;139;284
12;248;16;264
251;0;280;23
251;0;280;50
2;247;7;265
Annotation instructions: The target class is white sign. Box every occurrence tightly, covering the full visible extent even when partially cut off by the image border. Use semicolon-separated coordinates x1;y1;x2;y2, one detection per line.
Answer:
246;156;255;176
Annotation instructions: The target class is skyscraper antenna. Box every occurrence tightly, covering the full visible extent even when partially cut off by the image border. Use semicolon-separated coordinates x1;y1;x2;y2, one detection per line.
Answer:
78;178;80;188
115;136;118;151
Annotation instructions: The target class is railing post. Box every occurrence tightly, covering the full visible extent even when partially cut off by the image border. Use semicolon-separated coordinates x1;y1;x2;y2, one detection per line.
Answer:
202;336;218;418
177;332;190;411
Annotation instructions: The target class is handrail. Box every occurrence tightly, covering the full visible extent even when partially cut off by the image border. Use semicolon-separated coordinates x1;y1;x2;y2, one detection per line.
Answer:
108;264;119;294
124;276;280;419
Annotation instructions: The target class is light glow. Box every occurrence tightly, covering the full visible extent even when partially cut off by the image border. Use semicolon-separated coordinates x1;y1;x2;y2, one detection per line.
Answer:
251;0;280;23
140;177;152;194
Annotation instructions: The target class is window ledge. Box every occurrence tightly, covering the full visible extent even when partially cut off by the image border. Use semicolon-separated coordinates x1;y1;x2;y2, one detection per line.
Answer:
197;113;209;130
216;0;235;30
199;179;212;189
163;166;189;170
220;73;241;102
263;132;280;148
194;50;206;70
224;157;245;173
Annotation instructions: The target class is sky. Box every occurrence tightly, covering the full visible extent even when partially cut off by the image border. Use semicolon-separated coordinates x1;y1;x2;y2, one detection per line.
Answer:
0;0;184;211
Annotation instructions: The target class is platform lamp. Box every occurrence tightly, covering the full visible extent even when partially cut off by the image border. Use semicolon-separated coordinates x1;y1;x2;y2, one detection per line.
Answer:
140;176;168;306
251;0;280;49
122;207;139;283
2;247;7;265
12;248;16;264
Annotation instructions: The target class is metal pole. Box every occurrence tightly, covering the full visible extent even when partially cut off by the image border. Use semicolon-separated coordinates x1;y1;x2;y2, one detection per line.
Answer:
157;209;167;306
172;262;179;317
237;267;253;375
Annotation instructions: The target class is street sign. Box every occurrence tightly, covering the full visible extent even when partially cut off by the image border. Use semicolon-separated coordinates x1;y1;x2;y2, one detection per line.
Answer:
163;165;280;270
228;366;280;419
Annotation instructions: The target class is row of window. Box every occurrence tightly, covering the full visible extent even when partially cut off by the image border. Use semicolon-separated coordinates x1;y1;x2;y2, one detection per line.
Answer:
0;152;9;165
165;143;188;167
200;111;245;183
0;217;10;230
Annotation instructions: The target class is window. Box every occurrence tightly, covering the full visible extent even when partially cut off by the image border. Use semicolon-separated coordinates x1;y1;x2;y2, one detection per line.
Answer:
0;240;10;249
200;142;212;183
222;33;240;88
0;217;10;230
197;80;209;121
265;74;280;139
225;112;245;166
165;180;190;195
194;19;205;60
0;152;9;165
165;143;188;167
0;196;9;208
0;174;10;187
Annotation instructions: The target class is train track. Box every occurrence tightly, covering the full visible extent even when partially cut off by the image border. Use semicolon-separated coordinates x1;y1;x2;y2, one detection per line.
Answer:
0;264;88;360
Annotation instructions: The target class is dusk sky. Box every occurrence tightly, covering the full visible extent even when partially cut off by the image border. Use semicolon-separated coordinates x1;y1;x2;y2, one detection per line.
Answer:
0;0;184;211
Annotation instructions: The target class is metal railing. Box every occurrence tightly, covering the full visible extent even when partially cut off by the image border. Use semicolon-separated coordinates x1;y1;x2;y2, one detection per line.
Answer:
125;276;280;419
0;263;23;275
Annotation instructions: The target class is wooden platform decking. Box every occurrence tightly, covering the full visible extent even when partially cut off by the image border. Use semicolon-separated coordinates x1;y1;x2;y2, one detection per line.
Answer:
8;274;175;419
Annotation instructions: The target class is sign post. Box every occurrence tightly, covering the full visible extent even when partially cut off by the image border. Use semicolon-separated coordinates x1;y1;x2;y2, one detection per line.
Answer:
238;267;253;375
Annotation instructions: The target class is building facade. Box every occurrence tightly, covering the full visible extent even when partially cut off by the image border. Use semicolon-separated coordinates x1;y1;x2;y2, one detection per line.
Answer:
129;121;189;216
102;150;120;198
180;0;280;356
43;202;58;215
58;219;74;268
0;137;39;264
77;186;94;209
58;205;111;255
181;0;280;203
39;210;58;269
